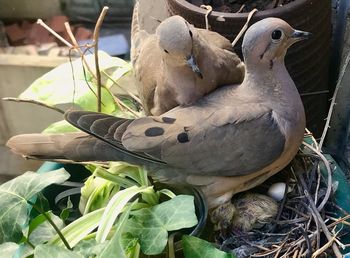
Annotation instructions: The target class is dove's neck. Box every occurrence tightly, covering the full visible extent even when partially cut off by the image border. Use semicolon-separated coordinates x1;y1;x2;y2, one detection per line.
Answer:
243;57;297;99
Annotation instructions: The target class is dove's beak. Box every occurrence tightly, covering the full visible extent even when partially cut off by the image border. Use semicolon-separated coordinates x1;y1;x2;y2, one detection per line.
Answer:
291;30;312;41
186;55;203;79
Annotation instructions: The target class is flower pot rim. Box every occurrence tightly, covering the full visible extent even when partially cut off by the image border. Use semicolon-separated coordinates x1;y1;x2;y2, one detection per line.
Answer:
170;0;311;19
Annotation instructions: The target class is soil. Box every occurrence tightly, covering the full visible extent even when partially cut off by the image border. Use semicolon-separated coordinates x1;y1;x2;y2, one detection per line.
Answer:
188;0;295;13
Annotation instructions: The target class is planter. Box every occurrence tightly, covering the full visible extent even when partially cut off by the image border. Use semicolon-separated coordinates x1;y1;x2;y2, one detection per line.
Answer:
167;0;332;137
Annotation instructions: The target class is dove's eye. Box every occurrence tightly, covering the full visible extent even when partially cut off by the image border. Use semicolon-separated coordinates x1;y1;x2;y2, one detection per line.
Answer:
164;49;169;54
189;30;193;38
271;29;283;41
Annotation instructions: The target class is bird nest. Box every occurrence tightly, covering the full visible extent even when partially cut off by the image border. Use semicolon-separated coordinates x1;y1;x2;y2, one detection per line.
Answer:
214;135;350;258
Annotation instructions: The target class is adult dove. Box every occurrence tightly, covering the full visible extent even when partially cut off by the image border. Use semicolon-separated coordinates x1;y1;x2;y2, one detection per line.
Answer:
7;18;308;209
130;1;244;115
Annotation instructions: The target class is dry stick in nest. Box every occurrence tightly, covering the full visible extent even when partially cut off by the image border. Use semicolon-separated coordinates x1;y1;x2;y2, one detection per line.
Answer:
293;162;343;258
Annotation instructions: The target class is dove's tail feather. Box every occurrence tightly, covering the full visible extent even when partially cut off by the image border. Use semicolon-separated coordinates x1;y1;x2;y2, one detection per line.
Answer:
6;132;150;165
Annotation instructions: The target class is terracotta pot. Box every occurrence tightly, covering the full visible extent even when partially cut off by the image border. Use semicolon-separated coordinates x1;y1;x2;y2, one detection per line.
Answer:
167;0;332;137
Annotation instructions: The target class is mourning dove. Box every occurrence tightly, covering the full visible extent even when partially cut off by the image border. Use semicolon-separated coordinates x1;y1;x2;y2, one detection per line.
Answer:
7;18;308;209
130;1;244;115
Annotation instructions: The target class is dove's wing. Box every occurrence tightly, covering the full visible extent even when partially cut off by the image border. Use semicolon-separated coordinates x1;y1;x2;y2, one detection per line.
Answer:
65;87;286;176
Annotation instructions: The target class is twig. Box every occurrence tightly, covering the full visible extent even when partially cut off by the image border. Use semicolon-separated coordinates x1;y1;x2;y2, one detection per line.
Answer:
93;6;109;112
64;22;141;106
327;214;350;228
318;44;350;150
294;163;342;258
236;4;245;13
37;19;73;48
302;142;332;211
232;9;258;47
2;97;65;114
200;5;212;30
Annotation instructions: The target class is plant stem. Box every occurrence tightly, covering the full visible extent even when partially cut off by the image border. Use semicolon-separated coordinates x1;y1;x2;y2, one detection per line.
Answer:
2;97;65;114
93;6;109;112
27;200;71;250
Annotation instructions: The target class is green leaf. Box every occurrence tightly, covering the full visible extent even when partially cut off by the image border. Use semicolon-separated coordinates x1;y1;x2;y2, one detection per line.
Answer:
96;186;152;243
0;242;18;257
34;244;82;258
29;212;65;245
104;63;133;89
98;200;136;258
42;120;79;134
182;236;236;258
126;195;198;255
49;208;105;248
73;239;108;258
60;197;73;221
19;51;118;114
0;169;70;243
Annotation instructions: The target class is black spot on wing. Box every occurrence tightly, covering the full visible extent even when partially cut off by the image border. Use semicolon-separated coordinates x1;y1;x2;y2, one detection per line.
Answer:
162;117;176;124
145;127;165;137
177;132;189;143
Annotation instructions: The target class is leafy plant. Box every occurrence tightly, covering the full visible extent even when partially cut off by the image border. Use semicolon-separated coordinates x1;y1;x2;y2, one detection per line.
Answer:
1;47;214;257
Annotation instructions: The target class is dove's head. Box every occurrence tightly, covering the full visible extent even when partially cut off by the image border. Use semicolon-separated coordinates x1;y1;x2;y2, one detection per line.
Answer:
156;16;202;78
242;18;311;67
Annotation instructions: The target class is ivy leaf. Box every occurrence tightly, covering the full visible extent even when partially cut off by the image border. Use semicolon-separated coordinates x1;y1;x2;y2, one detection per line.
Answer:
74;239;108;258
0;169;70;243
34;244;82;258
182;235;236;258
126;195;198;255
29;212;65;245
19;51;118;114
0;242;18;257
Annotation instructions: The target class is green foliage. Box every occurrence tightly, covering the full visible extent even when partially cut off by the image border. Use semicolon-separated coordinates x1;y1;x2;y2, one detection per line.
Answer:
0;242;18;258
28;212;65;245
0;169;70;243
182;236;236;258
126;195;198;255
34;244;82;258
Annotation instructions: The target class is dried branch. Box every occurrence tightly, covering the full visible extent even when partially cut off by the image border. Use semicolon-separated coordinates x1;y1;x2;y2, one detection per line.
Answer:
2;97;65;114
93;6;109;112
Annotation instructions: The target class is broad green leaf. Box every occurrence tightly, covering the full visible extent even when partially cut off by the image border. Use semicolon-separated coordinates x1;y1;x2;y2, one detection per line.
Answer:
182;235;236;258
104;63;133;89
43;120;79;134
0;169;70;243
49;208;105;248
0;242;18;257
29;212;65;245
74;239;108;258
96;186;152;243
34;244;82;258
126;195;198;255
98;201;136;258
19;51;118;113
